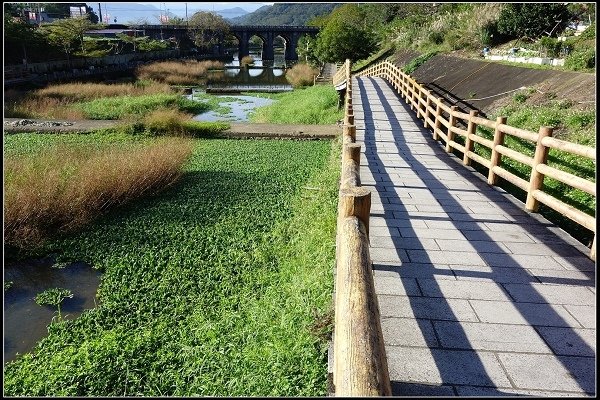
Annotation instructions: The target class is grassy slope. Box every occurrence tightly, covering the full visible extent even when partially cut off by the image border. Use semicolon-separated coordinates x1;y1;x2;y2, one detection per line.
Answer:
3;136;341;396
249;85;343;124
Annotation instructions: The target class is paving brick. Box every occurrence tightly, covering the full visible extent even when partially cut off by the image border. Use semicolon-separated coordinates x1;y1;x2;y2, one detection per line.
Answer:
554;256;596;272
407;250;487;266
469;300;582;327
391;382;456;396
434;239;510;253
451;265;536;284
463;230;536;243
497;353;595;393
455;386;590;397
527;268;595;286
536;326;596;356
482;253;566;270
503;283;596;306
372;262;456;280
385;346;511;387
370;247;410;263
380;317;438;347
433;321;551;353
562;305;596;328
370;236;440;250
503;242;584;257
399;228;466;240
374;276;421;296
418;279;511;301
378;295;479;321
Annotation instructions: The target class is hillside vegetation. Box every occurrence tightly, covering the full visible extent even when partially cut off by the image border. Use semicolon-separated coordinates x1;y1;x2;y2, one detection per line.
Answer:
230;3;341;26
305;3;595;72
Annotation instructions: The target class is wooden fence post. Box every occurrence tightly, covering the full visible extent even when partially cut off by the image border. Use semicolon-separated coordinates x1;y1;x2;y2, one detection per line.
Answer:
415;86;422;119
433;98;443;141
463;110;479;165
525;126;553;211
424;93;432;129
343;143;361;165
487;116;508;185
343;124;356;143
445;105;458;153
339;187;371;237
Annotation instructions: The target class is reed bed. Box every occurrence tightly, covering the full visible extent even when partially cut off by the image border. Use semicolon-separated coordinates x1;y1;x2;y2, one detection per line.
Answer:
4;137;195;251
4;80;173;119
286;63;319;88
136;60;225;85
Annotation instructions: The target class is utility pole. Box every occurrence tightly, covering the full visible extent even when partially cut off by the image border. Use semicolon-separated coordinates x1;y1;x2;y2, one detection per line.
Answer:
185;3;188;26
98;3;102;24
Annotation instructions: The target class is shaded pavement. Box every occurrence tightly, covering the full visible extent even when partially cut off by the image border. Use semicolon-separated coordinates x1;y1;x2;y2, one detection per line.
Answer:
353;76;596;397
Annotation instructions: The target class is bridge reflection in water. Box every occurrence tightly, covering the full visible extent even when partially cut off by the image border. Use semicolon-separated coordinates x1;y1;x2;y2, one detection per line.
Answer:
206;51;293;93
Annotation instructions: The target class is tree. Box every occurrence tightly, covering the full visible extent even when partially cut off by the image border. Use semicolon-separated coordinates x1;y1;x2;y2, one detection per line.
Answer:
313;4;376;63
497;3;571;40
42;3;99;24
39;16;94;62
188;11;230;52
4;12;45;63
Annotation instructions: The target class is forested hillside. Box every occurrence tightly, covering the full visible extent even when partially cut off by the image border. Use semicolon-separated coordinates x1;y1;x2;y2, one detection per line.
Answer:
230;3;341;26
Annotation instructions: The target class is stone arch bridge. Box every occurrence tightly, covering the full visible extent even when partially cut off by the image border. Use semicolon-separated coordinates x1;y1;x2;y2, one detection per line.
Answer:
134;25;319;61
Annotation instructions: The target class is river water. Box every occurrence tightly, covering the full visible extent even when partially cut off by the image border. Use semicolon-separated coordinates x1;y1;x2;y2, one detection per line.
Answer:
4;258;101;364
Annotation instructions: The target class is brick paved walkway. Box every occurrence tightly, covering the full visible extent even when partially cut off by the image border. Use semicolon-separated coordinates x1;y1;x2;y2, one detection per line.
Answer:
353;76;596;397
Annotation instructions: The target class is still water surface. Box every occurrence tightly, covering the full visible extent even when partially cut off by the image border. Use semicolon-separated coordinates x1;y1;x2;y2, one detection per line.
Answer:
4;258;101;364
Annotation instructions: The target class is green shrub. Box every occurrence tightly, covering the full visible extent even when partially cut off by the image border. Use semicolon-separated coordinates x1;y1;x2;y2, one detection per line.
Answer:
564;48;595;70
538;36;562;58
513;93;528;103
578;22;596;39
402;51;438;74
428;31;445;45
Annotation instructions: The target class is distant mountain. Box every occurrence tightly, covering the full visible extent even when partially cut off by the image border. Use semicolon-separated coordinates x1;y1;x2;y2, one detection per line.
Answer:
86;3;250;24
229;3;341;26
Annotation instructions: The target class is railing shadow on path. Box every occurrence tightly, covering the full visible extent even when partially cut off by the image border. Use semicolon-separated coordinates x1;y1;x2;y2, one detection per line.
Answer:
355;76;595;396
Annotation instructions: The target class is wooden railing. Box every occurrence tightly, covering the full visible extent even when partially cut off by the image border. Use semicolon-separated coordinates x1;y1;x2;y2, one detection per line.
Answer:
357;60;596;261
332;59;392;397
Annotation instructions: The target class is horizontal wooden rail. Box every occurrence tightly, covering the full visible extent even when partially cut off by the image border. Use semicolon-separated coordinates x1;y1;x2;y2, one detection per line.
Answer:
331;59;392;396
357;60;596;261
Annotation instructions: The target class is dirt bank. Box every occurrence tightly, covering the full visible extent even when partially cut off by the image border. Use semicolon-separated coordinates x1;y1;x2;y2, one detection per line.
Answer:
2;118;340;139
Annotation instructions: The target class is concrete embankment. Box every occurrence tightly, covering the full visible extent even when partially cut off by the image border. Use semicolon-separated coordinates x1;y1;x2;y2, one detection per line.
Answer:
390;50;596;117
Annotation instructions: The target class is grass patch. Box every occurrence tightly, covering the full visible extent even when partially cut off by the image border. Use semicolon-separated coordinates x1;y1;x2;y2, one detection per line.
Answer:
4;133;194;253
249;85;343;124
3;137;340;396
74;94;211;120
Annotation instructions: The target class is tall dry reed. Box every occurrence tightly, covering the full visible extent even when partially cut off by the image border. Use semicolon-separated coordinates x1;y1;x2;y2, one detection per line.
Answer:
136;60;224;85
4;80;173;119
286;63;319;88
4;138;195;250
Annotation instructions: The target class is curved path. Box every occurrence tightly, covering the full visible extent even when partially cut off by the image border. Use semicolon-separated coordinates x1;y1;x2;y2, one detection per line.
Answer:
353;76;595;397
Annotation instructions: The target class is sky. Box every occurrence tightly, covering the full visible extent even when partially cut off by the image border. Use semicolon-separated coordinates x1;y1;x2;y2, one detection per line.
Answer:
86;2;273;23
139;3;273;12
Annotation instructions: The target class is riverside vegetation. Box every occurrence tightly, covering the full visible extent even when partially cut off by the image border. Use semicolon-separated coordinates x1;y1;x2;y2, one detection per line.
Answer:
3;62;343;395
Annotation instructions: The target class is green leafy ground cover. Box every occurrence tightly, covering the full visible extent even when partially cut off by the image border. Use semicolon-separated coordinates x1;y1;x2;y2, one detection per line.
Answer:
3;134;340;396
74;94;211;120
249;85;343;124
